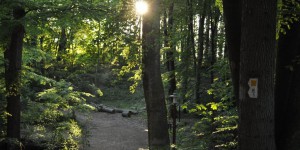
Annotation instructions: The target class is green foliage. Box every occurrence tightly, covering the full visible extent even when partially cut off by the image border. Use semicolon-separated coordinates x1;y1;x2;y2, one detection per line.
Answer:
215;0;223;13
178;59;237;150
22;119;82;149
0;97;6;140
23;45;48;66
0;0;244;149
21;79;95;148
178;104;238;150
36;80;94;109
0;0;144;148
128;69;142;93
99;83;145;110
20;59;96;148
277;0;300;39
208;59;233;102
0;48;6;139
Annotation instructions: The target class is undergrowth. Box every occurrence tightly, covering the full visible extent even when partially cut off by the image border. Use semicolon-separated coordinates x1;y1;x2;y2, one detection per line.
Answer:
175;59;238;150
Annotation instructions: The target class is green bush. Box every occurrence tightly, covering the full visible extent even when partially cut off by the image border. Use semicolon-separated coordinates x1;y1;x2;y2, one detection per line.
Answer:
177;59;238;150
21;76;95;149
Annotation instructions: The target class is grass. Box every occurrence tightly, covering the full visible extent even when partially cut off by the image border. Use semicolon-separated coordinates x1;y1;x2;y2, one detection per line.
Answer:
97;84;145;110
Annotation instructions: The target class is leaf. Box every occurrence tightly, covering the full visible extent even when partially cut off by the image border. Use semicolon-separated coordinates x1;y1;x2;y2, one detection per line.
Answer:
189;109;197;113
181;104;188;110
96;89;103;96
226;81;229;86
196;104;207;111
207;102;218;110
207;89;214;95
211;104;218;110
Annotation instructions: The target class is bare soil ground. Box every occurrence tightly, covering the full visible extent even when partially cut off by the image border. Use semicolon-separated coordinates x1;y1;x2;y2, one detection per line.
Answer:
77;112;148;150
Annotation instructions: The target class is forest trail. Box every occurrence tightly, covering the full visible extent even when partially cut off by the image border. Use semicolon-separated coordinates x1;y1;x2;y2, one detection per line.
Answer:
77;112;148;150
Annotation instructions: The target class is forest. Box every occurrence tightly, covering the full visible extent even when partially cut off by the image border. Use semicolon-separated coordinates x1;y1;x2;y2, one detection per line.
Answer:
0;0;300;150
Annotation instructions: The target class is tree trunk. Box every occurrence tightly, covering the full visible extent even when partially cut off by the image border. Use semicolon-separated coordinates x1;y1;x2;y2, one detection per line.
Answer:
187;0;196;76
217;18;225;59
180;6;191;106
142;0;170;149
95;22;101;86
4;6;25;150
209;8;220;149
222;0;241;103
210;8;219;84
163;0;176;102
180;31;187;104
239;0;277;149
195;0;206;102
167;0;176;100
204;16;210;66
57;27;67;61
275;17;300;150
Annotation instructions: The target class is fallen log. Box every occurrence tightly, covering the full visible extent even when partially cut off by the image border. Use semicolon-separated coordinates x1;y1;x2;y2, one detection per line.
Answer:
122;111;132;117
98;107;116;114
129;110;138;115
90;102;103;110
115;108;124;113
89;103;140;115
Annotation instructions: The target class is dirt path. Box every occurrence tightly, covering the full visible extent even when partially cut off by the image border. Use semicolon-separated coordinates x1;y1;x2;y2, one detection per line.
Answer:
77;112;148;150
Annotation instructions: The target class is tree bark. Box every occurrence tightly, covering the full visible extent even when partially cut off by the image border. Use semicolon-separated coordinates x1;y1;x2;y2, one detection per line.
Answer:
142;0;170;149
195;0;206;102
275;17;300;150
239;0;277;149
163;0;176;102
210;8;219;84
217;18;225;59
180;3;192;105
222;0;241;103
167;0;176;100
187;0;196;76
4;6;25;150
204;15;210;66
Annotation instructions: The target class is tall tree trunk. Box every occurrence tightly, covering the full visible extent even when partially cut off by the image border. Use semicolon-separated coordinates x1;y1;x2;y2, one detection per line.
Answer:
195;0;206;102
181;23;189;105
187;0;196;76
167;0;176;99
164;0;176;102
275;17;300;150
95;22;101;86
222;0;241;103
204;16;210;66
142;0;170;149
181;3;192;105
217;18;225;59
210;8;219;84
239;0;277;149
163;10;169;66
4;6;25;150
57;27;67;61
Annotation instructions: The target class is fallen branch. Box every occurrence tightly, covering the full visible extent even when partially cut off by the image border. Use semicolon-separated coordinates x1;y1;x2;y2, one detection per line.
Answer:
90;103;139;117
122;111;132;117
99;107;115;114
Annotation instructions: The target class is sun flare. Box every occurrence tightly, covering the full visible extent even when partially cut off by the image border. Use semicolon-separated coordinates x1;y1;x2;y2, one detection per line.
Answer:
135;1;148;15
